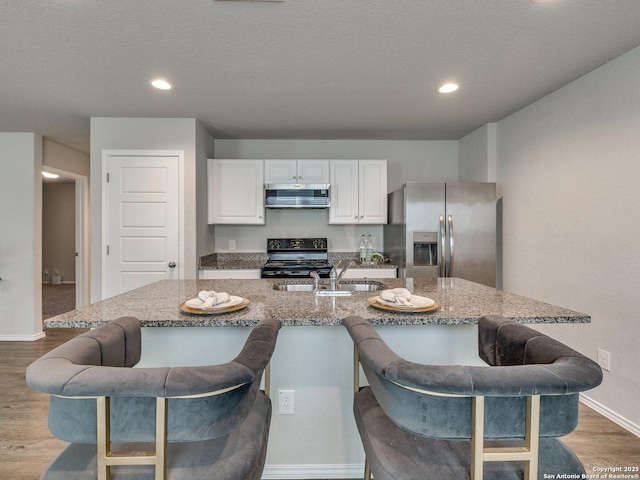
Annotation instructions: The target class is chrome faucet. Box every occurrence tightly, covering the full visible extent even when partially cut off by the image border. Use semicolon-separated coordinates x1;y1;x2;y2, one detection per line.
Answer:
329;266;337;290
310;271;321;291
331;259;354;290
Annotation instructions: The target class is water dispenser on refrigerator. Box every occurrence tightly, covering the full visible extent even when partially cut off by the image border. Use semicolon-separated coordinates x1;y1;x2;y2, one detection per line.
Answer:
413;232;438;266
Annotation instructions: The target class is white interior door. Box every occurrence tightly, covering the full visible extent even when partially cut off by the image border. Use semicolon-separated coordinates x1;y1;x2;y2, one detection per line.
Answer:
105;153;180;298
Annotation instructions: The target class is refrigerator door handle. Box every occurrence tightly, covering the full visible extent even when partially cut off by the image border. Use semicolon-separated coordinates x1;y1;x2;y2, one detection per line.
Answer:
439;215;446;277
448;214;454;277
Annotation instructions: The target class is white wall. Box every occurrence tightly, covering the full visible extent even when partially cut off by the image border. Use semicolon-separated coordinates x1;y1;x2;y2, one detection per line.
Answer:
195;121;217;257
90;118;215;300
43;138;90;176
495;46;640;433
459;123;497;183
212;139;458;252
0;133;44;340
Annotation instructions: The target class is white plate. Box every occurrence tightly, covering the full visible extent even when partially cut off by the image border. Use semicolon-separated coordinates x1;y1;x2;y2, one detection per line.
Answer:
376;295;435;309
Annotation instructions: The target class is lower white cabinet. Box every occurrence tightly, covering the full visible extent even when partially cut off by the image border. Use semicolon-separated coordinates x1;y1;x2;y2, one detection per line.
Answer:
199;269;262;280
340;268;397;279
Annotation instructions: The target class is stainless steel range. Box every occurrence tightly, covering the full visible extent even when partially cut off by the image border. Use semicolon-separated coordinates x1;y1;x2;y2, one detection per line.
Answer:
261;238;332;278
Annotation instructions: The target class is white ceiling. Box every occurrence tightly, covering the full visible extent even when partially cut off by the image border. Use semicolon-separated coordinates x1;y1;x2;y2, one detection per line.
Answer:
2;1;640;153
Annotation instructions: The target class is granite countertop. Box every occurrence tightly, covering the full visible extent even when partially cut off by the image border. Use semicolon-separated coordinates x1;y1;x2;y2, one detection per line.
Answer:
45;277;590;328
198;252;397;270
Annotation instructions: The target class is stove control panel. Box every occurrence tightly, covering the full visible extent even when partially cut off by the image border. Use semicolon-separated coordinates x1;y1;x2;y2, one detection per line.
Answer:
267;238;327;251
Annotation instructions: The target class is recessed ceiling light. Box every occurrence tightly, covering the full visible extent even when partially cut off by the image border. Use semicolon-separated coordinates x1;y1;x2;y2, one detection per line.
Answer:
438;83;459;94
42;171;59;179
150;78;173;90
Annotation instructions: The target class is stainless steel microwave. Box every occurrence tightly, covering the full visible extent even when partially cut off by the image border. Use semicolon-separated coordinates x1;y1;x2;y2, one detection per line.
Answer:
265;184;330;208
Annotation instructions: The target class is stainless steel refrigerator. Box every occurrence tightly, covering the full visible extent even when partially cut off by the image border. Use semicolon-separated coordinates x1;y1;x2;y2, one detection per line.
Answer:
384;182;497;287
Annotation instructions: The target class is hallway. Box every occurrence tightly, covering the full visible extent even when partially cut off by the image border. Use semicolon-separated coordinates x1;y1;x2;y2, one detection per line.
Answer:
42;283;75;320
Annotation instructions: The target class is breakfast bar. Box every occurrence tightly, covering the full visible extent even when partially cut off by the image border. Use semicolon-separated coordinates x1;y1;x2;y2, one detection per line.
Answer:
45;277;589;328
44;277;590;479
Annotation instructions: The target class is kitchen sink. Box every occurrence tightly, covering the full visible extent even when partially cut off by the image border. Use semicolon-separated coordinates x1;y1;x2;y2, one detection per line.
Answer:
337;281;387;292
273;283;316;292
273;280;387;292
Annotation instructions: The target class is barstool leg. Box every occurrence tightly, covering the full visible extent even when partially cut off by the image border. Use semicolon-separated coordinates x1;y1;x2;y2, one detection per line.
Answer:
364;458;372;480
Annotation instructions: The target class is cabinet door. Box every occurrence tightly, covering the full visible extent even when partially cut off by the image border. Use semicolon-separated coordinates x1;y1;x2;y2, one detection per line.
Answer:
340;268;397;279
208;159;265;224
358;160;388;224
264;159;329;183
264;159;297;184
298;160;329;183
329;160;359;224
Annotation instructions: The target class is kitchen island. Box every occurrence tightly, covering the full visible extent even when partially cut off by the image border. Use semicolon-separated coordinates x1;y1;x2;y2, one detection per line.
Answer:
45;277;588;328
44;278;590;479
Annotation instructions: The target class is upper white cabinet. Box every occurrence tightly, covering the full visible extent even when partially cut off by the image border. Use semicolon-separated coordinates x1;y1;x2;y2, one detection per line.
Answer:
264;159;329;184
329;160;387;224
208;159;265;224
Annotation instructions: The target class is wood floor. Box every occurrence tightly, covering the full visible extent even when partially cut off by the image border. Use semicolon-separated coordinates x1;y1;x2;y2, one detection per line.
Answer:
1;329;638;480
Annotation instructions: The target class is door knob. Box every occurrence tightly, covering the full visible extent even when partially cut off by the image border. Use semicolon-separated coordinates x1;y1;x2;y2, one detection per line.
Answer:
168;262;176;268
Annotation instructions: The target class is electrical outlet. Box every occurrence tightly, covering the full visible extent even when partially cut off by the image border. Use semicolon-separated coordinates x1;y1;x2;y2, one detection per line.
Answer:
279;389;294;415
597;348;611;372
229;240;236;251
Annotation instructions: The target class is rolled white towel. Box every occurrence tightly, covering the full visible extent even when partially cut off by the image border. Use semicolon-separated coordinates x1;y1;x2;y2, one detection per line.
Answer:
379;288;413;306
203;291;230;309
393;288;412;301
198;290;215;302
186;291;231;309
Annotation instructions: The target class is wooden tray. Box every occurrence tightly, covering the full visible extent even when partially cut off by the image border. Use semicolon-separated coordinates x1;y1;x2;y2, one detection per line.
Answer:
179;297;250;315
367;296;439;313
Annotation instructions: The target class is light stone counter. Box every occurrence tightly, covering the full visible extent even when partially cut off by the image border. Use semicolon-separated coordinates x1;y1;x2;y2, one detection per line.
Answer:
44;277;589;328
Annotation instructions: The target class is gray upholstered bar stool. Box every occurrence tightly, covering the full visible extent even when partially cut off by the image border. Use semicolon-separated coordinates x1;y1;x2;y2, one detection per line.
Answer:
26;316;281;480
342;314;603;480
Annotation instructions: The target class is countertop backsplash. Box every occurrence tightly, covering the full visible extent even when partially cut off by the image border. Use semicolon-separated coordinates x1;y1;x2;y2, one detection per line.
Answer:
199;252;395;270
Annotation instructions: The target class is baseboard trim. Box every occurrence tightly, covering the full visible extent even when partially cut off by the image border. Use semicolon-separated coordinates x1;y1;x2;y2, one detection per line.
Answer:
580;393;640;438
262;463;364;479
0;332;46;341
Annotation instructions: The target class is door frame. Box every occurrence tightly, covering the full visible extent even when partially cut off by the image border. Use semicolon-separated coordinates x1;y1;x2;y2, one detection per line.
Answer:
42;166;90;308
101;150;184;299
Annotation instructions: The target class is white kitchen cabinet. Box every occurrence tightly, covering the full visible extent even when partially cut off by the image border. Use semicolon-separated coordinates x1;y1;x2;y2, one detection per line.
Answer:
329;159;387;224
339;267;397;279
199;269;261;280
208;159;265;224
264;159;329;184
